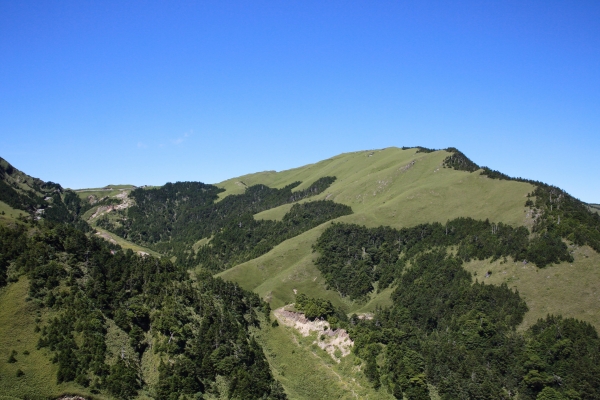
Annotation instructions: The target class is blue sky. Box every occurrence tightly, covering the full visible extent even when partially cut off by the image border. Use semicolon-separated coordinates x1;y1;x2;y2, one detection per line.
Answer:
1;1;599;202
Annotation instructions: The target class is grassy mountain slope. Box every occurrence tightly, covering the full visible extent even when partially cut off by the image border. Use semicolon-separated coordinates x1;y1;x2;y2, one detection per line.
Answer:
255;320;395;400
219;147;533;228
218;147;534;312
0;201;26;224
216;147;600;399
0;278;98;399
463;245;600;330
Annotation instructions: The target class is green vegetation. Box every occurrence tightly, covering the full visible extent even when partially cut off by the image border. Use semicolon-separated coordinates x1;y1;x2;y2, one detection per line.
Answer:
443;148;600;254
0;276;98;400
255;313;394;400
93;227;161;258
0;221;284;399
2;147;600;400
97;177;342;271
462;245;600;331
292;293;349;332
0;157;91;231
196;200;352;272
314;217;572;300
343;250;600;399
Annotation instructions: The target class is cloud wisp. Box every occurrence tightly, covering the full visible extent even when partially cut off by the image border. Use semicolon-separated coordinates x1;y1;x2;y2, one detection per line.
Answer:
173;131;192;145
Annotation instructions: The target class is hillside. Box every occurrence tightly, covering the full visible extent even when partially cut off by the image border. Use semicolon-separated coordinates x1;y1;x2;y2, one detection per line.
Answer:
218;147;533;308
214;147;600;399
1;147;599;400
218;147;600;326
0;157;89;229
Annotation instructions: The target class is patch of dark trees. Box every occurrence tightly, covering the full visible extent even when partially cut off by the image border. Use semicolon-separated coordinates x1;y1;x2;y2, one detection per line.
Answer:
344;250;600;399
0;221;286;400
97;177;346;271
196;200;352;272
314;217;572;301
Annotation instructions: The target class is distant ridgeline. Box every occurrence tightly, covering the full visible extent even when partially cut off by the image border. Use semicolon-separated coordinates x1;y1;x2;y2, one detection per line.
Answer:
310;147;600;399
0;157;90;229
97;176;352;272
0;222;286;399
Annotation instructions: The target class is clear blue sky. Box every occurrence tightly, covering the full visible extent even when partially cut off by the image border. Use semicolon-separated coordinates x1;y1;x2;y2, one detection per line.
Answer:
1;1;599;202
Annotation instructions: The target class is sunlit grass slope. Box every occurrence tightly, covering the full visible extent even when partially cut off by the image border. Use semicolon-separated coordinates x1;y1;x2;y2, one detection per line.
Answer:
93;226;161;257
256;318;394;400
0;201;25;225
0;278;104;399
219;147;534;311
463;245;600;330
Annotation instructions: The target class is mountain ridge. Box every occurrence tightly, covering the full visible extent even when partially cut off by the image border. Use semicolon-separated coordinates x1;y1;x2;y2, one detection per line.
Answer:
1;147;599;400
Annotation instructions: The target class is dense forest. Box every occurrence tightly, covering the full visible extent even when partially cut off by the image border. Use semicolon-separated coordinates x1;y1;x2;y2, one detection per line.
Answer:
314;216;572;300
313;225;600;399
345;252;600;399
196;200;352;272
0;221;285;399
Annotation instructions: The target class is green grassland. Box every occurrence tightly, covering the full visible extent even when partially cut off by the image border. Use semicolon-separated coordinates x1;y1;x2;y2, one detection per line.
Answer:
93;226;161;257
219;147;534;312
0;278;106;400
219;147;533;228
255;316;394;400
0;201;25;224
463;244;600;331
217;147;600;399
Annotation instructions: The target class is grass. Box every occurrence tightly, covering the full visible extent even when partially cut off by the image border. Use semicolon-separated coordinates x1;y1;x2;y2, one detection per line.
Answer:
219;147;534;312
219;147;533;229
255;315;394;400
0;201;25;225
216;147;600;398
93;226;161;257
463;245;600;331
0;278;106;399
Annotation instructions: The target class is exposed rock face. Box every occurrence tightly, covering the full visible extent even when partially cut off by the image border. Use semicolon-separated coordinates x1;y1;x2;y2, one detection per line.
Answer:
274;306;353;363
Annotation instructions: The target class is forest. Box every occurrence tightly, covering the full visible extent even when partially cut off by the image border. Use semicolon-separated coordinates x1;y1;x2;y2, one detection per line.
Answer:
0;221;286;399
313;226;599;399
97;177;344;270
343;250;600;399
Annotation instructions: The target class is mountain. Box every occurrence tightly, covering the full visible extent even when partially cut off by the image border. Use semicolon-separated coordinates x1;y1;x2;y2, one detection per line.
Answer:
0;159;286;400
217;147;600;325
0;156;90;229
1;147;599;400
